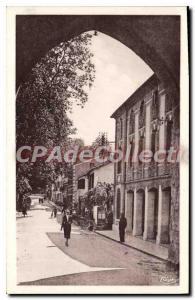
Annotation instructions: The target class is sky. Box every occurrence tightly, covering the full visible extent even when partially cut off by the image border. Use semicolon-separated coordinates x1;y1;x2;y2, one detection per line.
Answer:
69;32;153;145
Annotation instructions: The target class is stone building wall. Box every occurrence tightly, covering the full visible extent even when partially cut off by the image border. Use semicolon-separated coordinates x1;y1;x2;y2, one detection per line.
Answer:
111;74;180;265
169;94;180;265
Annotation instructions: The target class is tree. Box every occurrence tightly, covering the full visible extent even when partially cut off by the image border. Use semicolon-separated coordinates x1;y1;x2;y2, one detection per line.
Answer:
16;32;95;202
92;132;109;147
82;182;114;213
16;163;32;210
67;137;85;150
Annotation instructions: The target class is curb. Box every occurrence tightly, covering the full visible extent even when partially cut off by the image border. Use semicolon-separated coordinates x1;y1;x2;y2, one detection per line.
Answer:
94;231;168;262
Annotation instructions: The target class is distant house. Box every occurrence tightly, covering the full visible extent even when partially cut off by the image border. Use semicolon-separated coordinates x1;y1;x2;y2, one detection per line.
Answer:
74;160;114;215
87;161;114;190
73;161;92;206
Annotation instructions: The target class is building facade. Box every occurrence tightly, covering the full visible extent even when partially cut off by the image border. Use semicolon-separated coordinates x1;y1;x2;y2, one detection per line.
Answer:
73;161;92;207
111;74;179;265
74;161;114;215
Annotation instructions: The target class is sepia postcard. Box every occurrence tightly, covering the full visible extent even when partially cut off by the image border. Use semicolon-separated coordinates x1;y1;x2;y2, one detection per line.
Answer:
6;6;189;294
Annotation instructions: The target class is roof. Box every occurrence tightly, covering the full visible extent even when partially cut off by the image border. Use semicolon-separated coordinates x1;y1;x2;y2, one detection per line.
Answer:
76;160;113;180
110;74;159;119
74;161;92;180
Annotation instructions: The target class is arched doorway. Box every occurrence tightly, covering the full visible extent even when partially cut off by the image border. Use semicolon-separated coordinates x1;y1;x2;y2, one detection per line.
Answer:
133;189;145;236
16;15;180;93
161;187;171;244
144;187;158;240
14;10;183;269
125;190;134;233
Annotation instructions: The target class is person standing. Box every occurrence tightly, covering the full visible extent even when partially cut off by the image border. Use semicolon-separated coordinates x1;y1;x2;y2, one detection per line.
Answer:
61;210;72;247
61;206;65;214
119;213;127;243
22;203;27;217
54;207;57;218
51;207;54;218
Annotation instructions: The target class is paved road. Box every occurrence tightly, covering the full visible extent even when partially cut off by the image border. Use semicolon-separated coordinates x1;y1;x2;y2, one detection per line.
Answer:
17;203;178;286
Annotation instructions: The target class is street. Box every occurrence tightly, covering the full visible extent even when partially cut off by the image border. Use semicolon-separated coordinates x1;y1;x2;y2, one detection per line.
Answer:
17;203;179;286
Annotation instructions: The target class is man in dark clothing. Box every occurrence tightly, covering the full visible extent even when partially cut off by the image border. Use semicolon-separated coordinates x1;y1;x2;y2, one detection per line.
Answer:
22;205;27;217
61;206;66;214
54;207;57;218
61;210;72;246
119;213;127;242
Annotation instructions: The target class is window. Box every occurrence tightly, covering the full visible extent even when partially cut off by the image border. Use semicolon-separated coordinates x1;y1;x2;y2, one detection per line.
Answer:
151;130;156;159
129;110;135;134
116;189;121;219
138;135;144;164
120;118;123;139
117;145;122;173
78;178;85;189
89;173;94;189
166;120;173;153
129;139;135;167
139;100;145;128
152;90;159;120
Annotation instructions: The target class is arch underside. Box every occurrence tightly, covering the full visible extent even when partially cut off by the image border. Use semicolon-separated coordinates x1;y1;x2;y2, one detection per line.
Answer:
16;15;180;91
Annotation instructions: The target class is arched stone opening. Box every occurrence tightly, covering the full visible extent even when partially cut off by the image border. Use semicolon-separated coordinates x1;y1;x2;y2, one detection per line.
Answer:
143;187;158;240
16;15;180;94
162;187;171;244
125;190;134;233
15;15;180;264
157;186;171;244
133;189;145;236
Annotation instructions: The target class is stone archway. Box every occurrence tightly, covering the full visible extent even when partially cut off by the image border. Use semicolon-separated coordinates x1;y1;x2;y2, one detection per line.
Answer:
133;189;145;236
157;186;171;244
16;15;180;93
125;190;134;233
143;187;158;240
16;14;180;264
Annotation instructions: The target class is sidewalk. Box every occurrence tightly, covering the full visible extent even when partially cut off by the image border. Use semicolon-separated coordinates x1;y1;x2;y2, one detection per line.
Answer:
95;229;169;261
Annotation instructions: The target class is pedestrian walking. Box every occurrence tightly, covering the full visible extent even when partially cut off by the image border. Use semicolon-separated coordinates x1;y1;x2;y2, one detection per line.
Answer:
54;207;57;218
51;206;55;218
61;206;66;214
61;210;72;247
119;213;127;243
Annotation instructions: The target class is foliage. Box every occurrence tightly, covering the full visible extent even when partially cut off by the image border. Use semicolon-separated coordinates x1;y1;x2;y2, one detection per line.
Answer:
69;138;85;149
16;163;32;210
83;182;114;212
17;32;95;147
92;132;109;147
16;32;95;197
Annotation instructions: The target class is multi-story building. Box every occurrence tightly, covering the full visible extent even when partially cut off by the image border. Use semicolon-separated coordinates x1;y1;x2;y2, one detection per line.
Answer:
111;74;179;265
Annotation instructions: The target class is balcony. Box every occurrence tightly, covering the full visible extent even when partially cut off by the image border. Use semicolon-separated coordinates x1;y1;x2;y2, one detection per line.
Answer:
126;161;171;182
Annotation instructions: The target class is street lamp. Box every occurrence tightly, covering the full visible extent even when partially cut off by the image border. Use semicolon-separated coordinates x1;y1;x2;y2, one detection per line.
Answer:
152;113;173;131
